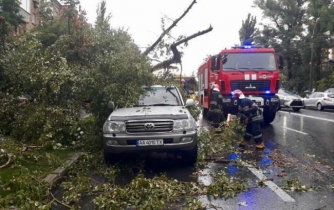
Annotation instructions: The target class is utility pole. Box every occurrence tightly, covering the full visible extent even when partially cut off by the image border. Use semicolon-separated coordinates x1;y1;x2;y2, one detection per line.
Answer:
309;18;319;94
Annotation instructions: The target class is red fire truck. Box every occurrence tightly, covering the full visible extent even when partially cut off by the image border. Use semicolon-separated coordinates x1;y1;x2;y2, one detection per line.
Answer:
198;45;283;125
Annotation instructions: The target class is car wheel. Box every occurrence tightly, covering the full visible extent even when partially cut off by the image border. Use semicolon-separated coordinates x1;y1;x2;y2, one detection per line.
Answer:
181;145;198;166
292;107;301;112
317;103;323;111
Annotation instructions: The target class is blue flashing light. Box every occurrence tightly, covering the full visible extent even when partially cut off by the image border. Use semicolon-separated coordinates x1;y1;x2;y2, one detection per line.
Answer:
265;91;270;94
244;45;252;49
231;91;235;95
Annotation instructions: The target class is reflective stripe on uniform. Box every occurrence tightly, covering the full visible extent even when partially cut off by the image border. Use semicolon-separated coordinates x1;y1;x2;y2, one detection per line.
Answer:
210;101;218;105
254;134;262;139
242;106;249;111
245;132;252;137
252;115;263;121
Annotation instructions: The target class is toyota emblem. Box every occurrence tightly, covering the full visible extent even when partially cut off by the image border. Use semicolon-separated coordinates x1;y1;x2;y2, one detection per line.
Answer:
144;123;155;130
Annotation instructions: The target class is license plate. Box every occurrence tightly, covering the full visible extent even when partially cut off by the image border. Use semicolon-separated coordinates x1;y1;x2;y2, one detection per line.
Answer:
136;139;164;146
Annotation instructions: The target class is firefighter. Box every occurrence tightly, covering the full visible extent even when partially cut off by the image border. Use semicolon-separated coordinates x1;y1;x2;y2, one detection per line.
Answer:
233;89;265;150
181;79;190;95
209;84;223;128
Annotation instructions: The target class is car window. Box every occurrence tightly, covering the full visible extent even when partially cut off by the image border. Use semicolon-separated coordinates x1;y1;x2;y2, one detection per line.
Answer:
319;94;324;97
278;89;293;96
138;87;181;106
328;94;334;98
309;93;316;98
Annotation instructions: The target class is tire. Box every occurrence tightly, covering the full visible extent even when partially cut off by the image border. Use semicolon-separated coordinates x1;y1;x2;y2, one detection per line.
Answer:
292;107;301;112
317;103;323;111
202;108;209;118
263;109;276;125
181;145;198;166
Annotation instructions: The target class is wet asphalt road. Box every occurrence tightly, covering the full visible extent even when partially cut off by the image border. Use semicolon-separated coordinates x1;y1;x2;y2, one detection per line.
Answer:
198;107;334;210
54;108;334;210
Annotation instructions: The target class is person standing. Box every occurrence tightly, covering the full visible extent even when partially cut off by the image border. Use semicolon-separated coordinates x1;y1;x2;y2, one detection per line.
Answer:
209;84;223;128
233;89;265;150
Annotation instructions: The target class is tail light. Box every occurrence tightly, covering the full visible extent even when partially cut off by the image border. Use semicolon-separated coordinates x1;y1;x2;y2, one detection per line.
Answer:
324;97;331;101
220;81;226;91
275;80;280;91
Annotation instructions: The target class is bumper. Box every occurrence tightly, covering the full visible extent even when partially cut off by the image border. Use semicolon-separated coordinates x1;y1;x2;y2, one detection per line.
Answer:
103;130;198;154
222;95;279;113
281;100;304;108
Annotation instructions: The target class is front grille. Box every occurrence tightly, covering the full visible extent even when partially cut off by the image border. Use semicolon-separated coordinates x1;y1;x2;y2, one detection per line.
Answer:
290;101;303;106
230;81;271;92
126;121;173;133
127;138;173;145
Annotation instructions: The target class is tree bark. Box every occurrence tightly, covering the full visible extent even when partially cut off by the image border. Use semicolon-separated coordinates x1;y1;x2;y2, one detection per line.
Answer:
150;25;213;72
142;0;197;56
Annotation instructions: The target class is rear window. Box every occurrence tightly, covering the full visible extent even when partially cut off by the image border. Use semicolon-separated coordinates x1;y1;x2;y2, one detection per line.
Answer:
328;94;334;98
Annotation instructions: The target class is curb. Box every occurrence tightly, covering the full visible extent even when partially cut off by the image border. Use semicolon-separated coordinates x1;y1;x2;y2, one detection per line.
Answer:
43;152;84;187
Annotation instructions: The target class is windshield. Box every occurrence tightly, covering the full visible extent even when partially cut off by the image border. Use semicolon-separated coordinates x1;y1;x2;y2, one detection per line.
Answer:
137;86;182;106
278;89;294;96
223;53;277;71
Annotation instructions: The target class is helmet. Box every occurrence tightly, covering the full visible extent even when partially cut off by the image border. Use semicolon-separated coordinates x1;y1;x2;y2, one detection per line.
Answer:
233;89;245;99
212;84;220;91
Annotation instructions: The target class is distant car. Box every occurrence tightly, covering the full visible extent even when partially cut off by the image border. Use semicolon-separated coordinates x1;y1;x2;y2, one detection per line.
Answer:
103;85;198;165
276;89;304;112
303;92;334;111
324;88;334;93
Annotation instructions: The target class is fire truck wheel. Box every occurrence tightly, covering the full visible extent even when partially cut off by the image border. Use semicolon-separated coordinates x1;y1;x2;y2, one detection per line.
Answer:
202;108;209;118
263;110;276;125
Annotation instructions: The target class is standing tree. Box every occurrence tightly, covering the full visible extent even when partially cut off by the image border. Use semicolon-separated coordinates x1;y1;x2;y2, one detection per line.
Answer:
0;0;23;51
239;13;260;45
254;0;306;81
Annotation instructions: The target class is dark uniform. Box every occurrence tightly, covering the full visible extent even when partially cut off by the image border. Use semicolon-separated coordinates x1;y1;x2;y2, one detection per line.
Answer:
238;97;264;145
209;87;223;128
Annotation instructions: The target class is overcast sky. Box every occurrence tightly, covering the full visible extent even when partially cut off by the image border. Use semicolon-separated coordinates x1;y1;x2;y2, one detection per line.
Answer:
79;0;263;76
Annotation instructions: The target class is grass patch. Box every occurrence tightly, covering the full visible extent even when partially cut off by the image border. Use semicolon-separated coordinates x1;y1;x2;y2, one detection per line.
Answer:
0;141;75;197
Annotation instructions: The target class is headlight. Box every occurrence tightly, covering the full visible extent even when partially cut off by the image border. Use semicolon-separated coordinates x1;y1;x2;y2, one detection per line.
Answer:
283;97;291;101
173;119;195;131
103;121;126;133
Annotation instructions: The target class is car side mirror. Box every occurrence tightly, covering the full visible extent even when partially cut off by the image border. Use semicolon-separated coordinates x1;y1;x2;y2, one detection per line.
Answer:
185;99;195;107
107;101;115;111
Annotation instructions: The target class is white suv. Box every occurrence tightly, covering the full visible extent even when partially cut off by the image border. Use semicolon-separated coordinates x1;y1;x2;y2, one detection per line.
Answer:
103;85;198;165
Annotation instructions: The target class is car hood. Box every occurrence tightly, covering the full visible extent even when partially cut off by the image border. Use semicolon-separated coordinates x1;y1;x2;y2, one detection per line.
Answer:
108;106;189;121
277;94;301;99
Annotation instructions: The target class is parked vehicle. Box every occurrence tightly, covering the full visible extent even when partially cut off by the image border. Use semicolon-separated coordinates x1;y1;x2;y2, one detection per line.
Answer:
303;92;334;111
103;85;198;165
276;89;304;112
324;88;334;93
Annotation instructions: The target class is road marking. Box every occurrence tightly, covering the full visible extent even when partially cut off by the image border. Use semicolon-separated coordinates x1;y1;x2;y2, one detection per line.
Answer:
281;126;308;135
201;126;295;202
279;111;334;123
246;165;295;202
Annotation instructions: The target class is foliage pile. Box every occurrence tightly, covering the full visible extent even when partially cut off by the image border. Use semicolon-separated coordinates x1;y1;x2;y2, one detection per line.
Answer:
198;118;245;161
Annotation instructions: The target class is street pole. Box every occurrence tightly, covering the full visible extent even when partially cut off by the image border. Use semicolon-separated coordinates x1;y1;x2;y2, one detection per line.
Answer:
309;18;319;94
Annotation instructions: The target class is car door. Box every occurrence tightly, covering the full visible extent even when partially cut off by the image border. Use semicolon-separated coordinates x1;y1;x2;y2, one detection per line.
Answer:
312;93;322;108
304;92;316;107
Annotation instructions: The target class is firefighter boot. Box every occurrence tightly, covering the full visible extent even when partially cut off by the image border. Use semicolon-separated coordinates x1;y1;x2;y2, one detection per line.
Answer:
238;140;247;148
255;141;265;150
